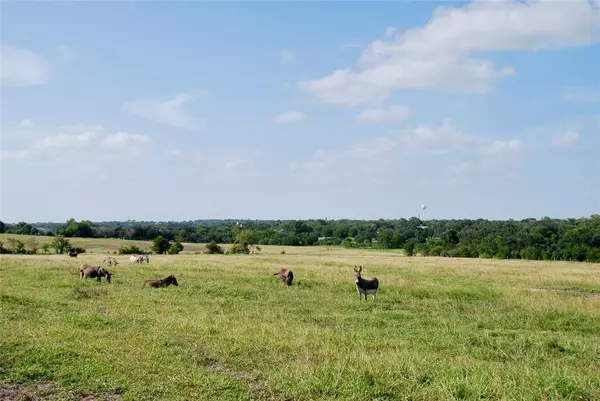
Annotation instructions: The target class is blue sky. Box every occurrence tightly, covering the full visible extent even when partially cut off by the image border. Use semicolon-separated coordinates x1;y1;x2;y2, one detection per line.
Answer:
1;0;599;223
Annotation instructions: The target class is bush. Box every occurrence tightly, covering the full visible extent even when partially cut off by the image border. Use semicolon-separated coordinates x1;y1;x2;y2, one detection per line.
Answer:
228;242;250;254
168;241;184;255
69;246;86;254
205;241;224;254
51;236;71;254
341;237;354;248
6;238;26;254
151;236;170;254
118;245;147;255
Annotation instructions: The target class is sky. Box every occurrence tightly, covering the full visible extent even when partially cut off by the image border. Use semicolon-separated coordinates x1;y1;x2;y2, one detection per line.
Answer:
1;0;599;223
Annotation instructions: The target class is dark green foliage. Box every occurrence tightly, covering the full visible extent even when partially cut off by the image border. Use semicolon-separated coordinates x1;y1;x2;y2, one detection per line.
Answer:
51;236;70;254
168;241;184;255
118;245;147;255
69;246;86;254
151;236;170;254
205;241;224;254
8;214;600;262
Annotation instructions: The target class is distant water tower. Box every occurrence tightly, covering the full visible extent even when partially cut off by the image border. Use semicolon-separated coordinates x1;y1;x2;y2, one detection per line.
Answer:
418;204;428;229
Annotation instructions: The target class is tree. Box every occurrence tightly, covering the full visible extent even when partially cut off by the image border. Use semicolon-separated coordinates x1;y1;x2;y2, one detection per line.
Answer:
51;236;71;254
168;241;184;255
151;236;170;254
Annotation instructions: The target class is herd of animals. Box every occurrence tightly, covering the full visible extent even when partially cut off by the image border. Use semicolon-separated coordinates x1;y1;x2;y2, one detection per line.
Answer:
75;252;380;300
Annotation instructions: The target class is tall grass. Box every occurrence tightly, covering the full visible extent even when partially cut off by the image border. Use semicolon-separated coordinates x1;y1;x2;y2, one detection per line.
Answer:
1;247;599;400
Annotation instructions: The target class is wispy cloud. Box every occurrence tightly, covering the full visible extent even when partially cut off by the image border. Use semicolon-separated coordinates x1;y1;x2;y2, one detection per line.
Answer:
551;131;580;148
399;120;473;153
480;139;524;155
1;45;51;87
357;105;410;123
1;125;151;163
273;111;306;124
564;86;600;103
123;92;201;130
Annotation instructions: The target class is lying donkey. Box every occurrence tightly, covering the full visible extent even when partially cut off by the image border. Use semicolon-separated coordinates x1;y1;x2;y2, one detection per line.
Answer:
142;275;179;288
274;268;294;286
79;264;112;283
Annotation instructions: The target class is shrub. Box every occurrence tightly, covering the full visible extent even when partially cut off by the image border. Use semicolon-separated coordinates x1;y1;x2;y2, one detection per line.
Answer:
69;246;86;254
151;236;170;254
7;238;26;254
205;241;224;254
51;236;70;254
118;245;147;255
168;241;184;255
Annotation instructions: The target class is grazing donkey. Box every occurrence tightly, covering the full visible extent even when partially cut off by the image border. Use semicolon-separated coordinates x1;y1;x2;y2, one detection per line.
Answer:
353;265;379;301
273;268;294;286
130;255;150;264
79;264;112;283
103;256;119;267
142;275;179;288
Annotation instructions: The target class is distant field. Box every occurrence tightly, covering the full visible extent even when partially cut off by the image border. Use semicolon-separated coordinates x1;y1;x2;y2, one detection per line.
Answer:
1;240;599;400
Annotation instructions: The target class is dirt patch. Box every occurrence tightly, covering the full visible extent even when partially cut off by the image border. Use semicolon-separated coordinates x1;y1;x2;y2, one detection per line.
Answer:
0;381;119;401
191;350;283;401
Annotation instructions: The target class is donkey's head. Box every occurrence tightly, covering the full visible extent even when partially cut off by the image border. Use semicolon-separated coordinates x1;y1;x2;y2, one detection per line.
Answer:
166;275;179;286
99;267;112;283
353;265;363;284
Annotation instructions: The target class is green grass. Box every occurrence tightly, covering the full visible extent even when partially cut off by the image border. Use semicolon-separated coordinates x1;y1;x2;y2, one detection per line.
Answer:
1;244;600;400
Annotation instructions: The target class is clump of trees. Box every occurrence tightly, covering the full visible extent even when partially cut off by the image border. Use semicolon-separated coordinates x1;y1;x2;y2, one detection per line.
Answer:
151;236;184;255
3;214;599;262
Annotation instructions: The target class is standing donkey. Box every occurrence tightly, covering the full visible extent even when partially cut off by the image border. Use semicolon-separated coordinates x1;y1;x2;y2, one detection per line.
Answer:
353;265;379;301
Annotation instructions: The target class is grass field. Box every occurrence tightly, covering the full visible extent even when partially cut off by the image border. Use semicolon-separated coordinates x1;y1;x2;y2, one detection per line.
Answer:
1;238;600;400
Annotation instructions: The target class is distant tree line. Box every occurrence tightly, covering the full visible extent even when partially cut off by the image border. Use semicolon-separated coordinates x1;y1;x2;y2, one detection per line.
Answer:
1;215;599;262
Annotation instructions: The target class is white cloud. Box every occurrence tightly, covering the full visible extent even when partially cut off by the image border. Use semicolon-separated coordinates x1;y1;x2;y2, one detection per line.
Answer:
564;86;600;103
273;111;307;124
102;132;151;149
1;45;51;87
357;105;410;123
20;119;35;128
123;92;200;130
1;126;151;163
480;138;524;155
280;50;295;66
301;137;396;172
551;131;580;148
399;119;473;153
300;0;600;106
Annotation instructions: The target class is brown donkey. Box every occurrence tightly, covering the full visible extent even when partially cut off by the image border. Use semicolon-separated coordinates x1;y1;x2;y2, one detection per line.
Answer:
142;275;179;288
79;264;112;283
273;268;294;286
